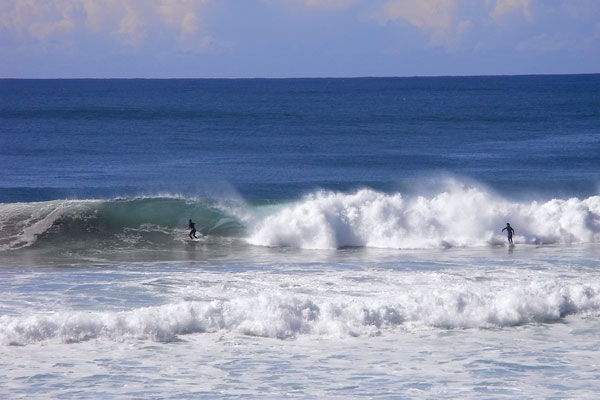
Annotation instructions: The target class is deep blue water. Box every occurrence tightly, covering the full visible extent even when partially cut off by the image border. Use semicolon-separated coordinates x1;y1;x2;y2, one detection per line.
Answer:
1;75;599;203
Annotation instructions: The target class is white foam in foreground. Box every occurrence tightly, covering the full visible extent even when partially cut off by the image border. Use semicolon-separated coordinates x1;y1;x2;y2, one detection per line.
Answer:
2;280;599;345
247;186;600;249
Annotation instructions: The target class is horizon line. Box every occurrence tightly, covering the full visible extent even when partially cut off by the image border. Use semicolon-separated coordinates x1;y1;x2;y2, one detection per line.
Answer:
2;72;599;80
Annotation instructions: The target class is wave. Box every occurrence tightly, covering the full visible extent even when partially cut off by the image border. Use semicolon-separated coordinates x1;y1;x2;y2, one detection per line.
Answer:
0;196;247;251
1;182;599;251
2;280;599;345
247;184;600;249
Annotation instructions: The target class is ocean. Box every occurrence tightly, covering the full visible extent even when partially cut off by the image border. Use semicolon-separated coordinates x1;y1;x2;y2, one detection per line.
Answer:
1;75;599;399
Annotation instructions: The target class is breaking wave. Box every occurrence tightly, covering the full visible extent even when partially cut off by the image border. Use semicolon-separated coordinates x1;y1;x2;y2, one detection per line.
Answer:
2;279;599;345
1;182;599;251
248;185;600;249
0;196;247;251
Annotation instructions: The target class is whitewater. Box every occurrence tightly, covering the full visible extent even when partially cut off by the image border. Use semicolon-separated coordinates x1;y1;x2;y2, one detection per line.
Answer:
2;240;600;398
3;266;600;345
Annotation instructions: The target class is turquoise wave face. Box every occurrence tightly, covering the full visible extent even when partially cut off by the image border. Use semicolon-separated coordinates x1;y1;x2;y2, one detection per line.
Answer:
0;197;248;251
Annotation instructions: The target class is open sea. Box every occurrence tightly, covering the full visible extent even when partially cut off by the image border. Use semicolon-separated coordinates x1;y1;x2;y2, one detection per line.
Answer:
1;75;600;399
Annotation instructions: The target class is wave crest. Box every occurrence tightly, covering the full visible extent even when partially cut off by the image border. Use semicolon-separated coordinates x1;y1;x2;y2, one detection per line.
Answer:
247;187;600;249
2;184;599;251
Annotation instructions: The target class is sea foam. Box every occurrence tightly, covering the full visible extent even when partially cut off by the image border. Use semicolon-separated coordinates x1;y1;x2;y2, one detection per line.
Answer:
247;186;600;249
2;279;599;345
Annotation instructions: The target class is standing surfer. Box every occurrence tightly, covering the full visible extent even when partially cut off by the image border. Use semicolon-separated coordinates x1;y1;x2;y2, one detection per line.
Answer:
502;223;515;244
188;219;198;239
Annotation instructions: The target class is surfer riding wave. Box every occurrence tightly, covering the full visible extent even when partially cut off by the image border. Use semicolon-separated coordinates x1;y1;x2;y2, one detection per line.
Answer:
188;219;198;239
502;222;515;245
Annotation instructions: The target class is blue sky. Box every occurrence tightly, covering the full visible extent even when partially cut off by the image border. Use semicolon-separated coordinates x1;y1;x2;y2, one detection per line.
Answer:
1;0;599;78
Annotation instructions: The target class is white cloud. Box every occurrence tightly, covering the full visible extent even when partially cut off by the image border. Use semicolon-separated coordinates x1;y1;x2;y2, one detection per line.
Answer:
374;0;471;46
157;0;206;39
489;0;532;20
1;0;211;46
0;0;76;40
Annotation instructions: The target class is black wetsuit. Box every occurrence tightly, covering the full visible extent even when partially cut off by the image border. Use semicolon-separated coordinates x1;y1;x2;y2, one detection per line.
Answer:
502;225;515;244
189;221;197;239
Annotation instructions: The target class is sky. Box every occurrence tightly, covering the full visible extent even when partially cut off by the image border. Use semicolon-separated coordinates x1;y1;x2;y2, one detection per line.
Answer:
1;0;599;78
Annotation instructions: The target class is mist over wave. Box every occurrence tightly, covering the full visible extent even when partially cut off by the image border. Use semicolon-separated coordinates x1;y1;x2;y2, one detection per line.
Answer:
248;183;600;249
2;279;599;345
1;180;599;251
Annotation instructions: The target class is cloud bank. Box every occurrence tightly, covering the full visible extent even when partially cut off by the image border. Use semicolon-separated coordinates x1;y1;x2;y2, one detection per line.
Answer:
1;0;598;77
2;0;596;49
0;0;211;45
374;0;471;46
